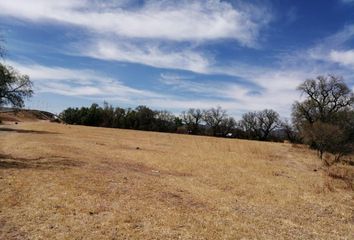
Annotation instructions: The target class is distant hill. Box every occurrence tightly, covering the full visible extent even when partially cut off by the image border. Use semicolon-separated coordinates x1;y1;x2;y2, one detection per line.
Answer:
0;108;59;122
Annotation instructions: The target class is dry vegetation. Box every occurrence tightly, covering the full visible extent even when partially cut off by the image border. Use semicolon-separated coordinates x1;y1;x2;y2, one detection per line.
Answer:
0;120;353;239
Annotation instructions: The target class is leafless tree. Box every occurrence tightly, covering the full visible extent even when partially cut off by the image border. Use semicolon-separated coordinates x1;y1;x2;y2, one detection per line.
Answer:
239;109;280;140
292;75;354;163
220;116;237;136
203;106;228;136
293;75;354;125
280;119;299;142
181;108;203;134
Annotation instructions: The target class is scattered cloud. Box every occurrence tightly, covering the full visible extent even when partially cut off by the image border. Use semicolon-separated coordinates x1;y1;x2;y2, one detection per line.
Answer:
0;0;274;75
159;71;307;115
0;0;271;46
6;60;305;117
7;60;161;99
308;24;354;60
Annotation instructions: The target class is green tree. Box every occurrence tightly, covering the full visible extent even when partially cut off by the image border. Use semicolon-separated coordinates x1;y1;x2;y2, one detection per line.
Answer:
102;101;114;127
112;107;126;128
135;105;156;131
155;110;177;132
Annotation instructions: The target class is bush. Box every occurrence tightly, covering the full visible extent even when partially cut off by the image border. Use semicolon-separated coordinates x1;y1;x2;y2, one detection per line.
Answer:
302;121;353;164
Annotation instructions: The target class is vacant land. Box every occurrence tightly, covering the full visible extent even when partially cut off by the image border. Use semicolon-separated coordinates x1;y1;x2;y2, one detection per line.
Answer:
0;121;353;239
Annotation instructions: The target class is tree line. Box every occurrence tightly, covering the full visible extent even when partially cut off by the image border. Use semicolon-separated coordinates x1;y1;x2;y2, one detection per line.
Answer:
59;103;285;140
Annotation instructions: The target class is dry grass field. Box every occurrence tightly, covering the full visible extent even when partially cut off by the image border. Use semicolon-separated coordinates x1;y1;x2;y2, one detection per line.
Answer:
0;120;353;239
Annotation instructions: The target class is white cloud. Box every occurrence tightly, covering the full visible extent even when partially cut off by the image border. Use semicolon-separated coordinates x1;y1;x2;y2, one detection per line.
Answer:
7;60;161;99
82;40;212;73
0;0;273;76
308;24;354;61
0;0;271;46
7;61;242;114
330;50;354;67
159;71;307;116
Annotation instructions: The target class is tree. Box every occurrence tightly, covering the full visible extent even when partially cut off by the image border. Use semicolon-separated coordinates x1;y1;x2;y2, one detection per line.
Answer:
257;109;280;140
302;121;354;164
293;75;354;125
155;110;177;132
238;111;259;139
280;119;299;143
203;106;228;136
112;107;126;128
0;63;33;108
101;101;114;127
292;75;354;163
239;109;280;140
219;116;236;136
81;103;103;126
181;108;203;134
59;107;81;124
124;108;137;129
135;105;156;131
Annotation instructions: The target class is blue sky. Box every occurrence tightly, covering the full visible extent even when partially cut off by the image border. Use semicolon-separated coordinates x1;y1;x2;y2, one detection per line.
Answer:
1;0;354;118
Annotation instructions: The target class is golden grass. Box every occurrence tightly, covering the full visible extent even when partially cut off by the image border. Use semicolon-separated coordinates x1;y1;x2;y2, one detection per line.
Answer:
0;121;353;239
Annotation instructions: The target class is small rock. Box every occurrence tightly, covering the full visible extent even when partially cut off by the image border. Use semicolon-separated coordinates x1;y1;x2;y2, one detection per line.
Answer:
136;147;140;150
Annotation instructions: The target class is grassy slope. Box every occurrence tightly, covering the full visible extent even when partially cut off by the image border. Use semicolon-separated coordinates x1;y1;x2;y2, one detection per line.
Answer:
0;122;353;239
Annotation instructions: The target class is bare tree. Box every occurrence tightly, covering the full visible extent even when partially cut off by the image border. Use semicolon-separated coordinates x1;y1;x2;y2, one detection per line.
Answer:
239;109;280;140
203;106;227;136
238;111;259;139
181;108;203;134
258;109;281;140
293;75;354;125
292;75;354;163
302;121;353;164
280;119;299;142
220;116;236;136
